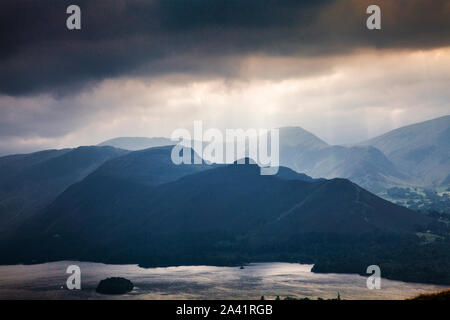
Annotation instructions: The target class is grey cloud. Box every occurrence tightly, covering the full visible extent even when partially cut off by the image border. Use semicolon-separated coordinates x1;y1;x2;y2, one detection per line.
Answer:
0;0;449;96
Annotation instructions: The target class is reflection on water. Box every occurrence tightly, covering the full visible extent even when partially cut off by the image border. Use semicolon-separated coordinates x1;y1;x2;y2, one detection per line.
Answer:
0;261;447;300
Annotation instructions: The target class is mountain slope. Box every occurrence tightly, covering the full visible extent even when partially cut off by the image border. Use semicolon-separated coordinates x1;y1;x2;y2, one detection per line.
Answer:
96;126;405;193
278;127;405;193
12;146;213;244
88;145;209;186
6;158;428;265
0;146;127;236
98;137;174;151
358;115;450;187
133;164;425;237
278;126;328;149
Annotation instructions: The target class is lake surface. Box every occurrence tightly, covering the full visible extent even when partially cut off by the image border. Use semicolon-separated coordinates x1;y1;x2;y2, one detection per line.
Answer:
0;261;447;300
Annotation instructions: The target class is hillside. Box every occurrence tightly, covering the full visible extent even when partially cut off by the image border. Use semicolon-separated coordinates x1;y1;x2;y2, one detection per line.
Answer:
4;152;429;266
358;115;450;187
0;146;127;236
408;289;450;300
98;137;174;150
278;127;405;193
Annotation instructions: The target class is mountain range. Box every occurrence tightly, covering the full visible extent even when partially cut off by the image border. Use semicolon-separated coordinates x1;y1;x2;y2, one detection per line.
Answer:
0;116;448;284
2;147;429;266
0;146;127;237
357;115;450;187
97;115;450;194
278;127;406;193
98;137;174;151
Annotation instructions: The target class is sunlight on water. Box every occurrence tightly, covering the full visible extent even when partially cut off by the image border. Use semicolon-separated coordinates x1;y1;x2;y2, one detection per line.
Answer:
0;262;447;300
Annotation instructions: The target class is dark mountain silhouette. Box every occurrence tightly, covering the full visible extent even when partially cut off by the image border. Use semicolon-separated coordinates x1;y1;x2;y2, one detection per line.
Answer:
0;146;127;236
6;148;428;266
358;115;450;187
87;145;210;186
273;166;321;182
5;146;212;246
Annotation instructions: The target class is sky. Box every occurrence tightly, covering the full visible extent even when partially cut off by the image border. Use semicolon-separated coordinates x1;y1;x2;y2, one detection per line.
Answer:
0;0;449;155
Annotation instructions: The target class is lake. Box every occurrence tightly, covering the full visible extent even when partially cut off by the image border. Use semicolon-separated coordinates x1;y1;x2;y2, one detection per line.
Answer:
0;261;447;300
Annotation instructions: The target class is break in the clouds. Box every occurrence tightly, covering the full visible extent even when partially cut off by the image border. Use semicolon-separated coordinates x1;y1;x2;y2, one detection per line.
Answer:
0;0;449;154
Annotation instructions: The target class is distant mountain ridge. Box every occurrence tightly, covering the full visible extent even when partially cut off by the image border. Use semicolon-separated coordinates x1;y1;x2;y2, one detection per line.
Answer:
1;114;446;238
278;127;406;193
278;126;328;149
281;116;450;191
96;115;449;193
3;147;428;266
357;115;450;187
98;137;174;150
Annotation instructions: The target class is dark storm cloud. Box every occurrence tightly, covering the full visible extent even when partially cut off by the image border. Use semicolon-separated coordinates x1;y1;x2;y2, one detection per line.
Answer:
0;0;449;96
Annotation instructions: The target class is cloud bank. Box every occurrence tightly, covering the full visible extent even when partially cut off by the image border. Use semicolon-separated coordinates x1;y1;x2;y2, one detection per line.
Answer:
0;0;449;154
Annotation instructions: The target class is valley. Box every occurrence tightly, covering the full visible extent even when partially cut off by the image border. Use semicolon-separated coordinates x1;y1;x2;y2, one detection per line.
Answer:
0;116;449;287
